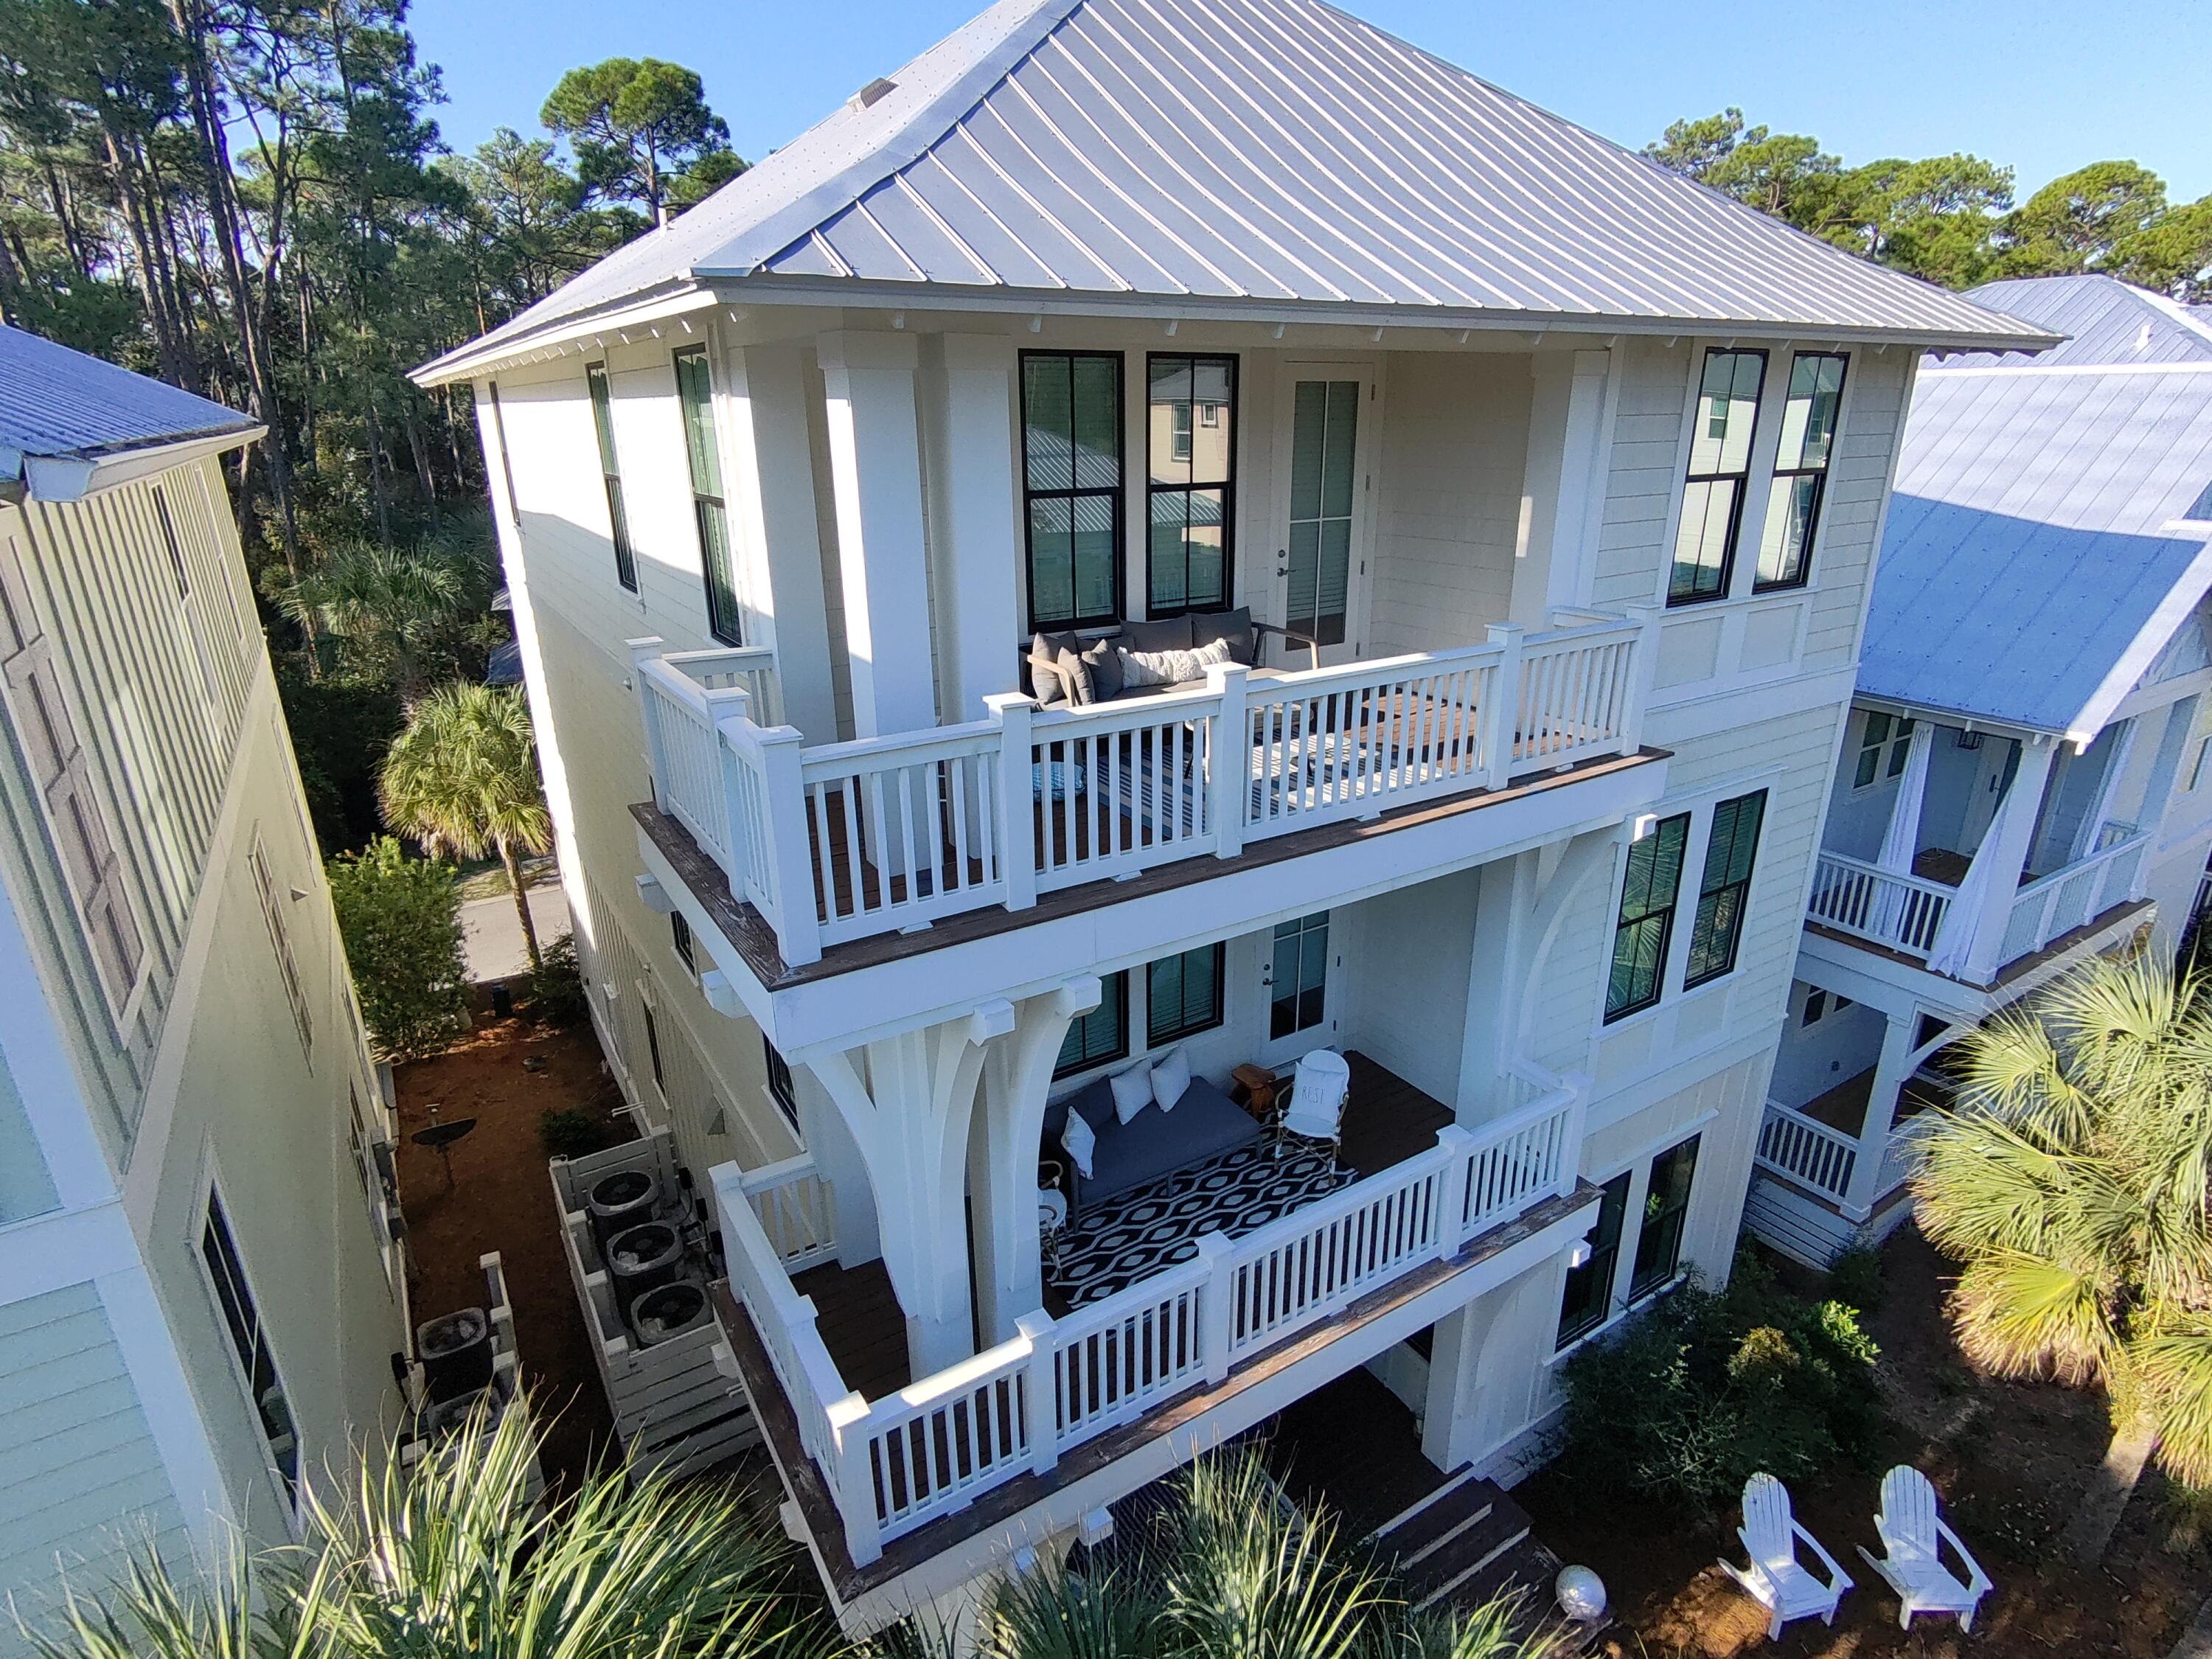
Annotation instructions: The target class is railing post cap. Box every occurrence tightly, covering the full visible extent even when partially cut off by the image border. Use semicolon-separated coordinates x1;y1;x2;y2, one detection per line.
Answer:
983;690;1040;714
626;635;667;658
1192;1231;1235;1261
1013;1310;1057;1340
1205;659;1249;686
825;1391;873;1427
1432;1122;1478;1150
1485;621;1526;641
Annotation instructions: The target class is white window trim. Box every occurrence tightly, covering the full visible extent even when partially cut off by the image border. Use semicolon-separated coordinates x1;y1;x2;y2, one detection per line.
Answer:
191;1146;305;1535
1550;1107;1720;1363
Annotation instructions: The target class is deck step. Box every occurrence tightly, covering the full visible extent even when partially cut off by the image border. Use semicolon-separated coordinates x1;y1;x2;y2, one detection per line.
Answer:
1391;1480;1530;1608
1375;1474;1495;1566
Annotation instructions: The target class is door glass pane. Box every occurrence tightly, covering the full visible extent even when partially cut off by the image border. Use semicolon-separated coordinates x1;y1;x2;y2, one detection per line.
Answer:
1271;911;1330;1039
1287;380;1356;645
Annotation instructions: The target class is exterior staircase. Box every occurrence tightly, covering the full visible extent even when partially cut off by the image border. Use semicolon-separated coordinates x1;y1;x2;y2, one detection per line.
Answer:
1367;1471;1606;1652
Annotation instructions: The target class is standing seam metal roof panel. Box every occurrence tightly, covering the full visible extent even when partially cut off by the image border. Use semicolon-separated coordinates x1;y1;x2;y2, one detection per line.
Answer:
0;324;256;463
416;0;2052;379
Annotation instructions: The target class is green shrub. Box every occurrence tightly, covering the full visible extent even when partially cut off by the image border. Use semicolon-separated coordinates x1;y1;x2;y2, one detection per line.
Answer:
1826;1244;1886;1314
1555;1256;1882;1514
327;836;468;1059
538;1107;611;1159
527;934;588;1027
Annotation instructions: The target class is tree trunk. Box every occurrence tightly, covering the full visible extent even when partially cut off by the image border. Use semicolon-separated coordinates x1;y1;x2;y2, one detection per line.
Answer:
2060;1414;2158;1565
500;836;543;973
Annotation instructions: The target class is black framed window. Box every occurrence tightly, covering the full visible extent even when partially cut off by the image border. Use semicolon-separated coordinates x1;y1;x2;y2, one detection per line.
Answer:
673;347;740;644
1056;970;1129;1078
1270;911;1331;1039
1630;1134;1701;1299
1851;710;1916;789
1022;351;1123;632
152;484;189;597
1685;790;1767;987
763;1034;799;1130
587;363;639;591
1605;814;1690;1021
670;911;695;975
1557;1169;1631;1347
201;1188;299;1503
1669;349;1767;605
643;1001;667;1093
1147;942;1225;1047
1755;352;1847;591
1147;354;1236;616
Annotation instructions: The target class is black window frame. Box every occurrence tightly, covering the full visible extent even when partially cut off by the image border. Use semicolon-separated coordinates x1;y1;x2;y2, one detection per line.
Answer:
1684;789;1767;989
586;361;639;592
1055;969;1130;1079
201;1186;299;1505
1604;813;1691;1022
1669;348;1768;607
1020;349;1126;634
1147;941;1226;1048
1557;1169;1631;1347
763;1034;799;1131
670;911;695;975
1270;911;1332;1040
1630;1134;1701;1300
1851;710;1916;790
642;999;667;1094
1144;352;1238;619
672;345;742;645
1753;351;1848;593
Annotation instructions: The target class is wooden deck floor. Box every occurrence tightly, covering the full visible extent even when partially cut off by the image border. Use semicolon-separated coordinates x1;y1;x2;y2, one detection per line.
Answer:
1796;1063;1955;1138
790;1050;1454;1404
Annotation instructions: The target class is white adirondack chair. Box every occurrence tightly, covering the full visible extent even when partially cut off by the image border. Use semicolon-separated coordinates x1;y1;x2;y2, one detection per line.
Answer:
1856;1465;1994;1632
1719;1472;1853;1641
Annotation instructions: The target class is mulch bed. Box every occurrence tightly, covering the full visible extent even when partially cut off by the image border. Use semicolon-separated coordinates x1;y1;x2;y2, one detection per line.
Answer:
392;990;633;1489
1518;1227;2208;1658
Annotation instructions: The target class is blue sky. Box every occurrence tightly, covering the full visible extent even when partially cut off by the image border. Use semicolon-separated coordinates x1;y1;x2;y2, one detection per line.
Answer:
409;0;2211;206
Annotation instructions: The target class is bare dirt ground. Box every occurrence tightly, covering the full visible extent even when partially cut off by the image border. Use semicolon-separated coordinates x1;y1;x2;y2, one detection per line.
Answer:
1519;1228;2207;1658
392;994;632;1489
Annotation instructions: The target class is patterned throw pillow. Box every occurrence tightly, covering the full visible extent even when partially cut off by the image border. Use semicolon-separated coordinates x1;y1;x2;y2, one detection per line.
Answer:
1117;636;1234;689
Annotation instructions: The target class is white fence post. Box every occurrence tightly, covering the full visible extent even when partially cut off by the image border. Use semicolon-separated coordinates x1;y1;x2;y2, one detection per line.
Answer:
750;726;824;967
1431;1124;1475;1258
1015;1312;1059;1476
826;1393;883;1565
1480;624;1523;790
629;636;669;808
1554;1075;1591;1198
1194;1232;1234;1383
1620;605;1663;754
986;693;1038;911
1207;662;1248;859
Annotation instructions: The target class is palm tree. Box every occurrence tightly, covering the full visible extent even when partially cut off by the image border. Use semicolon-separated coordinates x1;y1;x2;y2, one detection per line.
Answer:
269;534;485;703
24;1398;830;1659
380;681;553;971
1913;952;2212;1562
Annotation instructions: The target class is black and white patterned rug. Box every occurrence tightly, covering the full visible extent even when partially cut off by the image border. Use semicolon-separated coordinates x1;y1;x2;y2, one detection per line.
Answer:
1051;1141;1351;1308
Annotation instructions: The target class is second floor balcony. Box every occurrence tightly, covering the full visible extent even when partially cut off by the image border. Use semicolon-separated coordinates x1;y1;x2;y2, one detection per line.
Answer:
632;613;1660;975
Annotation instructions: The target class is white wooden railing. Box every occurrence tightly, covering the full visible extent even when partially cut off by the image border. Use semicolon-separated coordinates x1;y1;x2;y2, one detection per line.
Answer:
1806;852;1954;957
1755;1100;1860;1203
2001;832;2150;963
709;1075;1586;1565
636;613;1657;966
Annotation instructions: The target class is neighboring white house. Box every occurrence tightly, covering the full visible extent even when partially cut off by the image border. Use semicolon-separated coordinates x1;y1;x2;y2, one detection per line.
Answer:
414;0;2048;1631
0;329;408;1646
1747;274;2212;1267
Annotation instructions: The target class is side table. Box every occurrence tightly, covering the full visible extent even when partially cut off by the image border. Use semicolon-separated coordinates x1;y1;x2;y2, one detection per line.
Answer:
1230;1062;1279;1124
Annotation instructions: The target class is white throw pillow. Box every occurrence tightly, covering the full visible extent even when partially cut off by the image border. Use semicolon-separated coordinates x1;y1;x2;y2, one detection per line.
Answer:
1060;1108;1096;1180
1110;1060;1155;1125
1151;1048;1192;1113
1117;636;1234;690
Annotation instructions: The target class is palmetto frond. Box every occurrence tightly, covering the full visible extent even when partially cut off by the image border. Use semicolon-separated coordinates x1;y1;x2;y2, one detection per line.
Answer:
1946;1247;2118;1385
1953;1004;2094;1144
1913;1111;2077;1261
378;681;552;863
2131;1312;2212;1486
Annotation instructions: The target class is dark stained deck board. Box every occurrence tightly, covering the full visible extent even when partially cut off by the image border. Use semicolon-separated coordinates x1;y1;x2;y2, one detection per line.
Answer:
1804;894;2154;990
637;745;1667;990
714;1176;1600;1604
1798;1065;1876;1135
1251;1366;1439;1541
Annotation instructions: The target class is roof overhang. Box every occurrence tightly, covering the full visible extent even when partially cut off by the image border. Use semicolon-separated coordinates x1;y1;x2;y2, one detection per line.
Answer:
411;271;2060;391
1;423;262;504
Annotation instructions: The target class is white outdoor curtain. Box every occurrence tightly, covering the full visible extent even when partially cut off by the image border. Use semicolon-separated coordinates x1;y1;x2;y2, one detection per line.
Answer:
1927;752;2037;978
1871;720;1933;939
2067;721;2136;864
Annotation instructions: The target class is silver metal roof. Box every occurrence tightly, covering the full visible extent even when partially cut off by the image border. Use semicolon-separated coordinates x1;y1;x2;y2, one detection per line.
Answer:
1938;274;2212;370
0;324;257;470
1862;283;2212;737
417;0;2052;380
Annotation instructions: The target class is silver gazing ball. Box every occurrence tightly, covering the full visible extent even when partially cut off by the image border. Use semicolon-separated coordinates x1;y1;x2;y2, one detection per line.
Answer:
1554;1563;1607;1622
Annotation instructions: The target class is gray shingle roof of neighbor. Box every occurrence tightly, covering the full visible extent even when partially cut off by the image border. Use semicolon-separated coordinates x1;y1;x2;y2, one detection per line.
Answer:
0;323;259;473
1860;276;2212;739
415;0;2054;381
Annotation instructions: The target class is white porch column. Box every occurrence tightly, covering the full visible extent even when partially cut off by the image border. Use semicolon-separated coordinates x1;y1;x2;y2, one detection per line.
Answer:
1932;736;2059;982
1420;1251;1574;1474
1512;347;1615;627
1839;1008;1918;1220
720;339;838;742
810;1000;1016;1377
970;976;1103;1345
817;330;938;738
923;334;1023;723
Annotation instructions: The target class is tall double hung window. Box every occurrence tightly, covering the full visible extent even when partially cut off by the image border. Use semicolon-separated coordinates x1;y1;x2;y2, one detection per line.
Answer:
1022;352;1123;631
673;347;740;643
587;364;639;591
1605;814;1689;1020
1669;349;1767;604
1756;353;1848;590
1146;355;1236;616
1683;790;1767;987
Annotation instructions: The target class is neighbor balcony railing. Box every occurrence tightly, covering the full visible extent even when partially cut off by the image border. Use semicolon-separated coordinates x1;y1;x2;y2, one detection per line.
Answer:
2000;831;2151;963
1756;1099;1932;1218
1805;853;1953;958
712;1067;1586;1566
636;614;1658;965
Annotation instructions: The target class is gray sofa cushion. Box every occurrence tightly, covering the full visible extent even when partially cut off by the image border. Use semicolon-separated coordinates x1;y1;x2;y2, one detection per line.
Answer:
1029;631;1082;705
1043;1073;1260;1213
1079;635;1125;700
1121;615;1194;654
1199;605;1256;667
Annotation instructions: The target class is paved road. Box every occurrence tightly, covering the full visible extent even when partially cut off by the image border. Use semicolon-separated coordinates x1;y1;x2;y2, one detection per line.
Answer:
459;882;571;983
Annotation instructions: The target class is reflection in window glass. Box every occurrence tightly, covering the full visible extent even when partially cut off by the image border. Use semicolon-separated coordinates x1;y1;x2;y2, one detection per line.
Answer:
1557;1169;1630;1346
1147;942;1225;1046
1606;814;1689;1020
1056;970;1130;1077
1630;1135;1700;1298
673;347;740;643
1756;352;1847;590
1669;349;1767;605
1023;352;1123;630
1270;911;1330;1038
1285;380;1357;645
1147;355;1236;616
1685;790;1767;987
201;1189;299;1504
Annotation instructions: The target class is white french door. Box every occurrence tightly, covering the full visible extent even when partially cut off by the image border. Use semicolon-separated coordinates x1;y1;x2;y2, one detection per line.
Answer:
1273;367;1374;667
1259;908;1340;1068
